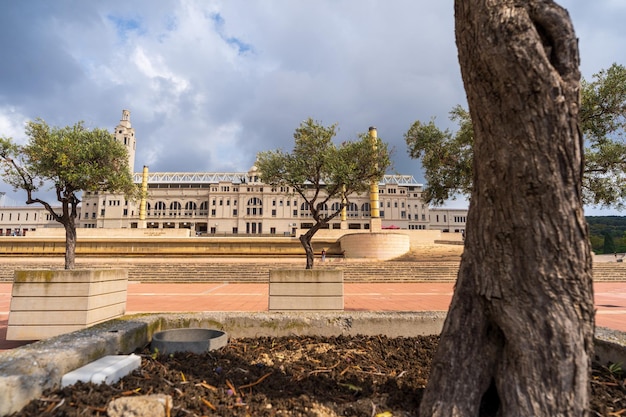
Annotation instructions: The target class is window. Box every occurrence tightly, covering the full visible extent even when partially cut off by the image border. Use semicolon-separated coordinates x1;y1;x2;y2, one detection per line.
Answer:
247;197;263;216
347;202;358;217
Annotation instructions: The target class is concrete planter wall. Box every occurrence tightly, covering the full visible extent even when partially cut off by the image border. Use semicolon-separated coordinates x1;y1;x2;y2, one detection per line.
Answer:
269;269;344;311
339;232;410;260
7;269;128;341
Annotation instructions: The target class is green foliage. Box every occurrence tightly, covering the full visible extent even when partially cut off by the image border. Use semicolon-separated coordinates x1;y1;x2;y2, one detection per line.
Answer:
607;362;623;378
406;63;626;208
405;106;473;205
602;232;616;254
1;119;136;199
586;216;626;254
257;118;391;211
580;64;626;208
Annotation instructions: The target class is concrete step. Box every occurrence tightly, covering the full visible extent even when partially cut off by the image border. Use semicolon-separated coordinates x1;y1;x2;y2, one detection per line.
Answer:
0;259;624;282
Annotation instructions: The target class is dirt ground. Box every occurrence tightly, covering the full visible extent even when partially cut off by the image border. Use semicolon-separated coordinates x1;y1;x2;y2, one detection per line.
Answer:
11;335;626;417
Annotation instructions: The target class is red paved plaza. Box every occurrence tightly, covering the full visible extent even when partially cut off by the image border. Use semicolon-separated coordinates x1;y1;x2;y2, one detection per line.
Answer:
2;281;625;351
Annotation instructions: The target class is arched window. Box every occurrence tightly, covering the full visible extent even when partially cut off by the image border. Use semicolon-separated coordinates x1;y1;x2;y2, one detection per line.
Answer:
155;201;166;211
361;202;371;217
331;202;342;212
247;197;263;216
316;202;329;211
185;201;197;216
348;202;359;217
169;201;182;217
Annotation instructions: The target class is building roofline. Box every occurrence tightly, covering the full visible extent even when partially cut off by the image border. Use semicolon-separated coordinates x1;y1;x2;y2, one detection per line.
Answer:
132;172;423;187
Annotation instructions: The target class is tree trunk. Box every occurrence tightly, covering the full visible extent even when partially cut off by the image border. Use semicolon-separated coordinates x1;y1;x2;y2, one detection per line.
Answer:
299;231;315;270
64;218;76;270
419;1;595;416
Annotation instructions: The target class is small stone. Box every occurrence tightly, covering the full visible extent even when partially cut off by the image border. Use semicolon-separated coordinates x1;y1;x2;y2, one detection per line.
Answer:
107;394;172;417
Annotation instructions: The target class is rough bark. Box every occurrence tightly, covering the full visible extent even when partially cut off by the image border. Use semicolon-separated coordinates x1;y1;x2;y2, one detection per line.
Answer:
419;1;595;416
64;214;76;270
300;227;318;269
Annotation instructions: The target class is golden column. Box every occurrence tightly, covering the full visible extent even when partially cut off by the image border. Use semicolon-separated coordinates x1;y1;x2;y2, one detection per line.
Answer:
340;184;348;229
138;165;149;227
369;127;382;231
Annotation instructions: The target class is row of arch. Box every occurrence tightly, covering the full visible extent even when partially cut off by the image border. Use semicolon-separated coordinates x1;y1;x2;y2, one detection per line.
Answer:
147;198;265;211
145;200;373;212
301;202;370;212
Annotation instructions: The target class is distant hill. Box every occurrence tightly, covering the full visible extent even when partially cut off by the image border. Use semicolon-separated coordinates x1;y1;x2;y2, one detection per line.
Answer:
586;216;626;254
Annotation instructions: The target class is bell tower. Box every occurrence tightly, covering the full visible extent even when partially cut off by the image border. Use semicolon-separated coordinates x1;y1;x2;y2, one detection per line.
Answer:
114;109;136;173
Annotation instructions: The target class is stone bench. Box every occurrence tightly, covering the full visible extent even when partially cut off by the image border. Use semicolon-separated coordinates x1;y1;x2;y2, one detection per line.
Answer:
268;269;344;311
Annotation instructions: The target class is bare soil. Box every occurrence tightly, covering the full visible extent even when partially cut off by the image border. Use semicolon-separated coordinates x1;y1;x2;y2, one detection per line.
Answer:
10;335;626;416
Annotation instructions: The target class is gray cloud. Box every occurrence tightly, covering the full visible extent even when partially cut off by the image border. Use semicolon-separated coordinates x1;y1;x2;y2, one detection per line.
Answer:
0;0;624;214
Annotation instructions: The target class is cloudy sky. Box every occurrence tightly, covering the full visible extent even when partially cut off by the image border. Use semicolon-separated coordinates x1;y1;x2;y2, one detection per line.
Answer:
1;1;624;214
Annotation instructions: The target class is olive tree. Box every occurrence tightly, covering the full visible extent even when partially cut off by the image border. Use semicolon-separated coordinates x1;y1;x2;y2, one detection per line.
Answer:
0;119;137;269
256;118;390;269
419;1;594;415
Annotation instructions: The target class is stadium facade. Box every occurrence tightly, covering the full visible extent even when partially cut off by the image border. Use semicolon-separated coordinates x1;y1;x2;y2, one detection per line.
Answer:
0;110;468;236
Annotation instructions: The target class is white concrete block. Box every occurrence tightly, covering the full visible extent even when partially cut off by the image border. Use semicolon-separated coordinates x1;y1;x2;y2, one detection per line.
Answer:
62;354;141;387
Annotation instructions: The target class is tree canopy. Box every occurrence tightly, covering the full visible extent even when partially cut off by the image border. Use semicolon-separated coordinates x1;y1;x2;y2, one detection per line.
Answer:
256;118;391;269
0;119;137;269
405;63;626;208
